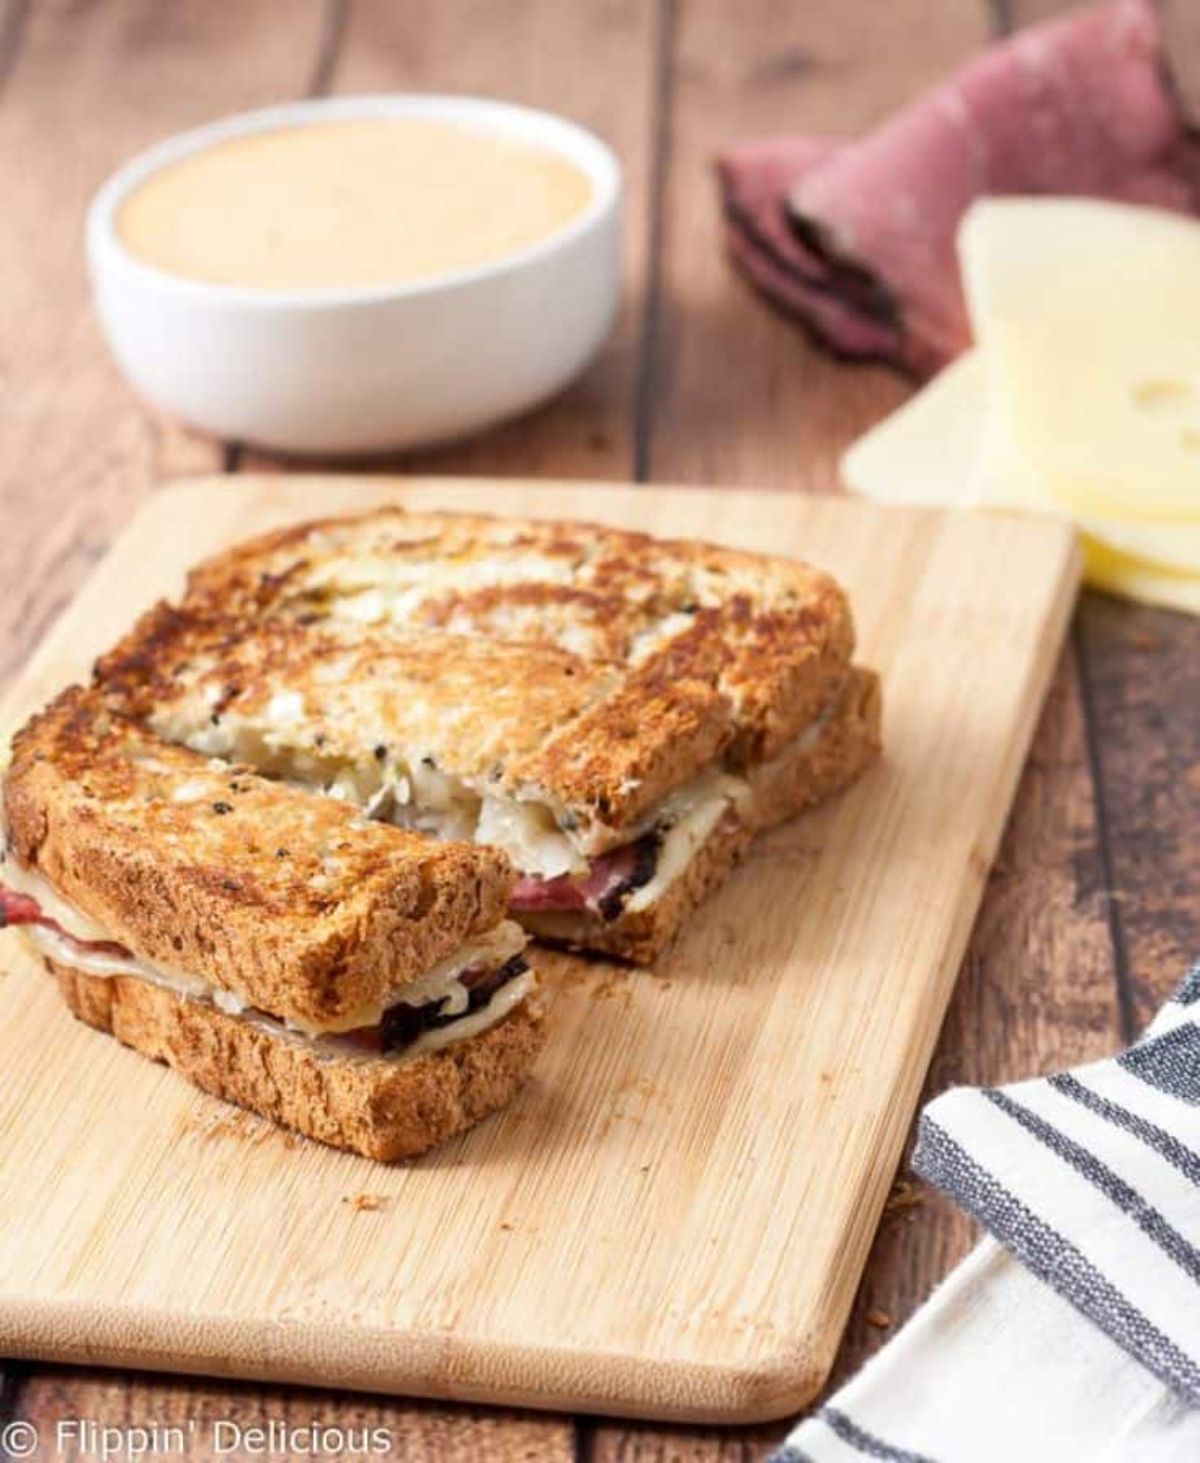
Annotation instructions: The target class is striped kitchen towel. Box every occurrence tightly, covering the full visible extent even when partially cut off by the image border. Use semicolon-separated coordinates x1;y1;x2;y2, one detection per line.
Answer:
776;964;1200;1463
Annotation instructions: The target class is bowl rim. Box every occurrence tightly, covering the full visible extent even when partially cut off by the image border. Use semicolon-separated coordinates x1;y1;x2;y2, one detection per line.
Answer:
86;93;621;311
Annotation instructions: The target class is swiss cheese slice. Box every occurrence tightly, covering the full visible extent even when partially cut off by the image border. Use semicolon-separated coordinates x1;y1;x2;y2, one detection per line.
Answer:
841;353;985;510
959;198;1200;522
1084;541;1200;616
841;348;1200;612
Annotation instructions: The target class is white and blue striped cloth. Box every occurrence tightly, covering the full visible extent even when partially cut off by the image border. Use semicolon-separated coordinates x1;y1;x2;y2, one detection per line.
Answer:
777;964;1200;1462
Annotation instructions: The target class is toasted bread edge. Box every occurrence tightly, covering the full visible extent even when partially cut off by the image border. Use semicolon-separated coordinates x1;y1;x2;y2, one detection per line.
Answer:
522;666;882;964
50;960;547;1162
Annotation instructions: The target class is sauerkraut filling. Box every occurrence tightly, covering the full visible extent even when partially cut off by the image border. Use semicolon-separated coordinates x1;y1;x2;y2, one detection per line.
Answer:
158;694;749;879
148;680;840;925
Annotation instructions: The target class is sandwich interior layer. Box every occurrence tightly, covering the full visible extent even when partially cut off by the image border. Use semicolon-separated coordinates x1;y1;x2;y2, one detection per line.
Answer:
0;853;533;1061
148;676;861;928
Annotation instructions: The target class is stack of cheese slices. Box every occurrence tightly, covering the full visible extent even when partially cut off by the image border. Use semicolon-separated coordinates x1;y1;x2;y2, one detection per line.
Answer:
843;198;1200;615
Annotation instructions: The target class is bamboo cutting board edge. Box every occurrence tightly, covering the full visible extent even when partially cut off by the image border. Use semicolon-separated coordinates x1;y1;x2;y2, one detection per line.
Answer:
0;476;1080;1423
0;1293;827;1422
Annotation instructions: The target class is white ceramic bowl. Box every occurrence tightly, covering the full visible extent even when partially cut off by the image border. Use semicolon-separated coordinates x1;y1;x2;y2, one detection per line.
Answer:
87;96;621;455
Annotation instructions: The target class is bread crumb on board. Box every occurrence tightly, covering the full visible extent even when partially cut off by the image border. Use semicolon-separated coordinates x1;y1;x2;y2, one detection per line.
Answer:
343;1192;388;1213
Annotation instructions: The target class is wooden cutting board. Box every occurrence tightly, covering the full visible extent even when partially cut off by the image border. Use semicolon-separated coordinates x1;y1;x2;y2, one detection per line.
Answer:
0;476;1077;1423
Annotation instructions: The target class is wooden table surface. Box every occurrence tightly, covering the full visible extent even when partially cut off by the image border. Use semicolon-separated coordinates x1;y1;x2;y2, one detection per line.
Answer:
1;1;1197;1458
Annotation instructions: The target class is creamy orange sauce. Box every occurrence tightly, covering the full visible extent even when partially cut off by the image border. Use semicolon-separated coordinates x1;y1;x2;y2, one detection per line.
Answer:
116;117;594;290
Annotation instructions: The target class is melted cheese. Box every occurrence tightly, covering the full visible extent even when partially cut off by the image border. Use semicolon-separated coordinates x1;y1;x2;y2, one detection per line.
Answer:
405;969;535;1056
617;784;740;907
158;692;832;914
4;857;530;1057
165;701;774;915
347;920;527;1026
20;919;206;989
475;794;580;879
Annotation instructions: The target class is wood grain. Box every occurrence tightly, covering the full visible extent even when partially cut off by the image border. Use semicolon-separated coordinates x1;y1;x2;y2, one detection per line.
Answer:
234;5;667;1454
0;0;332;690
16;1366;576;1463
827;646;1123;1388
810;0;1131;1419
1076;596;1200;1031
0;0;331;1437
0;474;1076;1425
0;0;658;1452
644;0;987;492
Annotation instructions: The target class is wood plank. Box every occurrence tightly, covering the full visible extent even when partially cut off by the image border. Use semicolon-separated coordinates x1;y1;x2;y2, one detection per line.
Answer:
808;0;1129;1422
1076;596;1200;1031
0;0;330;690
643;0;986;492
1163;0;1200;119
2;1;659;1452
15;1366;575;1463
0;0;1147;1451
237;0;662;481
818;0;1134;1421
1052;1;1200;1032
234;2;664;1450
524;641;1127;1453
1001;3;1200;1004
0;474;1075;1424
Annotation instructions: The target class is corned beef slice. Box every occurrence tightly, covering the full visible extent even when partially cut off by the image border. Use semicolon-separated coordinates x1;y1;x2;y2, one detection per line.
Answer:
718;136;904;364
719;0;1200;374
510;842;644;917
0;887;42;928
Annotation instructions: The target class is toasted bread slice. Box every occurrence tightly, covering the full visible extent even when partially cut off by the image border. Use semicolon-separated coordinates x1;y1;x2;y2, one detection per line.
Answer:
521;668;881;961
94;602;736;851
51;958;545;1161
180;512;854;760
95;506;859;851
178;505;856;763
4;688;514;1031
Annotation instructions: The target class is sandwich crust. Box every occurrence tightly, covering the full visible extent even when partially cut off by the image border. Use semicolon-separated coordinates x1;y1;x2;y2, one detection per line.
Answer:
745;665;882;834
97;506;857;830
4;688;514;1029
50;959;546;1161
522;668;882;962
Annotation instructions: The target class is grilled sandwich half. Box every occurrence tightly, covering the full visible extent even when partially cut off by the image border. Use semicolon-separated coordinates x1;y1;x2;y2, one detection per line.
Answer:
95;508;882;962
0;688;544;1159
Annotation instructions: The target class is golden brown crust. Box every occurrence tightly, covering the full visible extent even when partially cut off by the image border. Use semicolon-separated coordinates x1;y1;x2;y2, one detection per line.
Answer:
4;688;514;1029
96;506;858;829
522;669;882;963
744;666;882;834
50;959;546;1161
95;604;737;834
